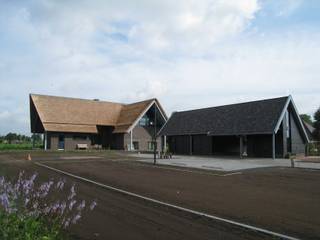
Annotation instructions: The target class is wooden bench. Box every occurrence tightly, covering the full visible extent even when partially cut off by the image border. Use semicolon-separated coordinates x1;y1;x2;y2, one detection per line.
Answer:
76;143;88;150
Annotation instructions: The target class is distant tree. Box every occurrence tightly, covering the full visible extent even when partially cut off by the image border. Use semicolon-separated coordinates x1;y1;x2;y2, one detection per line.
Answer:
313;107;320;141
300;114;313;125
3;133;32;144
31;134;42;144
5;133;18;144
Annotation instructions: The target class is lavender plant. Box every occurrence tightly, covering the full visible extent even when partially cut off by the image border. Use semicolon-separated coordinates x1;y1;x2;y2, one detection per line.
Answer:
0;171;97;239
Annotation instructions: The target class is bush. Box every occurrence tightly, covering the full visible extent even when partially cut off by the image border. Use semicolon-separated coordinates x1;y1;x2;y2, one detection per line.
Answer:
0;211;62;240
0;172;97;239
307;142;320;156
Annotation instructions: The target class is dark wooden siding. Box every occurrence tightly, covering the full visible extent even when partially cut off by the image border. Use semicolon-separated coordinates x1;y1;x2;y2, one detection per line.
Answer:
212;136;239;156
247;135;272;157
168;135;190;155
192;135;212;155
290;112;305;154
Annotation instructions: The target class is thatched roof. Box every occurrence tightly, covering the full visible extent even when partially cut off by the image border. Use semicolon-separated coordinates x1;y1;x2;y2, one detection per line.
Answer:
30;94;166;134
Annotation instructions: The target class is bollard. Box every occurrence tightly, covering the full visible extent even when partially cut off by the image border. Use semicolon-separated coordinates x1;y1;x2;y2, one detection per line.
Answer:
290;158;295;168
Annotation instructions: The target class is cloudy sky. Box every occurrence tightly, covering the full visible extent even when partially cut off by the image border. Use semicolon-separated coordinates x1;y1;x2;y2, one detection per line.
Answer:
0;0;320;135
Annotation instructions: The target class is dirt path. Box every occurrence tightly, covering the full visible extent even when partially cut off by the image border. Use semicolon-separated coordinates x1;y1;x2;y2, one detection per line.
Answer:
37;158;320;240
0;158;268;240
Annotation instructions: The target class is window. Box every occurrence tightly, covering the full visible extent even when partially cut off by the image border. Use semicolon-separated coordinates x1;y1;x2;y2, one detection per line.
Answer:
148;141;155;151
133;141;139;150
73;135;88;140
139;115;150;126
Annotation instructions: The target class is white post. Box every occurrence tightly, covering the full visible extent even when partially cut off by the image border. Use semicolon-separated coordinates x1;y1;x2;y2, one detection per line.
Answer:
44;131;47;151
164;135;167;152
239;136;243;159
130;130;133;151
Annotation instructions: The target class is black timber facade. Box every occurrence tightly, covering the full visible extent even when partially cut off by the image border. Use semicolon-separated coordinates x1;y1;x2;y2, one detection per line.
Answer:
160;96;309;158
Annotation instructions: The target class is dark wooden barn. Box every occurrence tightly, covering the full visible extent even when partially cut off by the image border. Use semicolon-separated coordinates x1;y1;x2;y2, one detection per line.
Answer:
159;96;309;159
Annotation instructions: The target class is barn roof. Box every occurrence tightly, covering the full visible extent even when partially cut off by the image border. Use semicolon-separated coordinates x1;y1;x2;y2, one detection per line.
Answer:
30;94;166;134
159;96;305;137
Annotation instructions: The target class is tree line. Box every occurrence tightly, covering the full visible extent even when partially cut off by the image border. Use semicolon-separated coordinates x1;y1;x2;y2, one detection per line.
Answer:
0;133;42;144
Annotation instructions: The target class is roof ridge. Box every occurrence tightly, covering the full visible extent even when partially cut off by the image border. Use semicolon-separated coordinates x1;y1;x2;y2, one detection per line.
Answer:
174;96;290;114
125;98;156;106
30;93;124;105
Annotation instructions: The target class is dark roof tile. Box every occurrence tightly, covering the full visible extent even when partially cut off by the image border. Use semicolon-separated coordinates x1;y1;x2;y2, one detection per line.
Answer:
159;96;289;136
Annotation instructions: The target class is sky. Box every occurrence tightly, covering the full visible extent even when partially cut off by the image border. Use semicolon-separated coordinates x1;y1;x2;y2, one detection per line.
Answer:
0;0;320;135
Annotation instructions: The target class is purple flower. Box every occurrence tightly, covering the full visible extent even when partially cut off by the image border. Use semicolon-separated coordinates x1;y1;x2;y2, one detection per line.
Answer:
71;213;81;224
25;198;30;206
68;184;76;200
56;180;65;190
0;176;4;186
59;201;67;214
77;200;86;211
63;218;71;228
69;199;77;210
90;200;97;210
0;193;9;211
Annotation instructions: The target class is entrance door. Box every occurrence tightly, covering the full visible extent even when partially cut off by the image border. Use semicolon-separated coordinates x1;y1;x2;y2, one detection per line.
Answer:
58;135;65;150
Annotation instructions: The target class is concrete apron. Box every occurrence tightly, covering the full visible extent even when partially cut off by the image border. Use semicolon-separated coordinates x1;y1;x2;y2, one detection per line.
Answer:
131;153;320;172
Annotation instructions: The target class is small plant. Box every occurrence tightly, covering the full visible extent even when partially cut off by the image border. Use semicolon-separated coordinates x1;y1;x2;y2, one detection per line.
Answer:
0;171;97;240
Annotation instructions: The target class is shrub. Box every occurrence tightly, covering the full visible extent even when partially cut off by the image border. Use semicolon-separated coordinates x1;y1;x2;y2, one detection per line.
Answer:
0;172;97;240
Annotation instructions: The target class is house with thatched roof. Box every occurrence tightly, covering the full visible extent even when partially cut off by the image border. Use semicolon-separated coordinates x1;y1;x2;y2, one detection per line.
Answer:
30;94;167;151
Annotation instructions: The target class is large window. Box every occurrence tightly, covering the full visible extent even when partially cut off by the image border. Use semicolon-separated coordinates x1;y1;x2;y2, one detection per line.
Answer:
139;115;150;126
148;141;155;151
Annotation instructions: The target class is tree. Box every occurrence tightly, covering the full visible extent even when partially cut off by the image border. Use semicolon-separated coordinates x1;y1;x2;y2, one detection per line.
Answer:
31;134;42;144
300;114;313;125
5;133;18;144
313;107;320;141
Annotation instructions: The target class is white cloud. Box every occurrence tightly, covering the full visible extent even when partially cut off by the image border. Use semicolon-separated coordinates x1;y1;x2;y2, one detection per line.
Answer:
0;0;319;135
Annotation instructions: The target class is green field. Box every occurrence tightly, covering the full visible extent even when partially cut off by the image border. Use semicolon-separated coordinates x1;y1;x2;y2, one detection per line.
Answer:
0;143;43;151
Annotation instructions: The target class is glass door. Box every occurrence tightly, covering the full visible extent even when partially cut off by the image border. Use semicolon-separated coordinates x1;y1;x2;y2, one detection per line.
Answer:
58;134;65;150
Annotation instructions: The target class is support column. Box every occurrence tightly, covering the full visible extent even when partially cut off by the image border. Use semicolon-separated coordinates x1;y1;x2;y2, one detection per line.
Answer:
130;130;133;151
44;131;47;151
189;135;193;155
164;135;167;152
272;133;276;160
239;135;243;159
153;104;157;165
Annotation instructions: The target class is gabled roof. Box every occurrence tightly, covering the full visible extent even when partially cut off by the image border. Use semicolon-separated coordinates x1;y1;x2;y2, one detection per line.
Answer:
30;94;165;134
159;96;307;138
